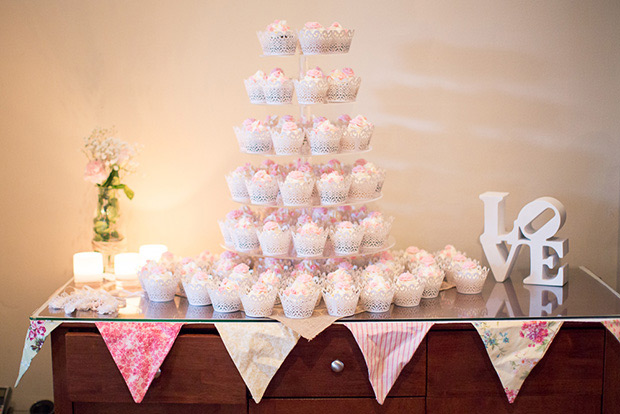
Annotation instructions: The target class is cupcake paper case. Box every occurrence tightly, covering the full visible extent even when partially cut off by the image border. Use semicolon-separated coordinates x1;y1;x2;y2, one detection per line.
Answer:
240;281;278;317
292;221;328;257
264;68;294;104
453;260;489;294
257;221;292;256
244;70;266;104
271;121;305;155
308;120;342;154
294;67;329;104
393;272;425;307
327;68;361;103
278;170;315;206
257;20;298;56
298;22;332;55
208;279;242;313
246;170;279;205
328;22;355;53
316;171;351;205
330;221;365;255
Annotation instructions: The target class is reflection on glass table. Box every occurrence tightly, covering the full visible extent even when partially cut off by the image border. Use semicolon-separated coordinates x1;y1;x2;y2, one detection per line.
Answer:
32;266;620;323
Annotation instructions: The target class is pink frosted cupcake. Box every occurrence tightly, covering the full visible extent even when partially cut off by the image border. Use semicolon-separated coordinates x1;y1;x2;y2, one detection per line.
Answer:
182;270;212;306
360;273;394;313
225;164;253;202
279;273;320;319
343;115;374;151
257;221;291;256
243;120;272;154
231;216;259;252
348;164;378;200
233;118;256;151
257;20;297;56
258;268;283;290
360;212;393;250
298;21;331;54
240;281;278;317
246;170;279;205
452;259;488;294
244;70;266;104
328;22;354;54
264;68;294;105
322;278;360;317
415;256;445;299
330;221;365;256
308;120;342;155
292;220;328;257
316;171;351;205
208;278;242;313
278;170;315;206
142;264;179;302
327;68;361;103
272;121;305;155
393;271;424;307
294;67;329;104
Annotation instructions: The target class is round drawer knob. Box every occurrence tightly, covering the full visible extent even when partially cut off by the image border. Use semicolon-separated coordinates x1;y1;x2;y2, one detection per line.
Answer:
331;359;344;373
154;368;162;379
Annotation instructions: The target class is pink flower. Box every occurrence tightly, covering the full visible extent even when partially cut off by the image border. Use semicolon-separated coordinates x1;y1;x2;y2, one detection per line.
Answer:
520;321;550;346
84;160;108;184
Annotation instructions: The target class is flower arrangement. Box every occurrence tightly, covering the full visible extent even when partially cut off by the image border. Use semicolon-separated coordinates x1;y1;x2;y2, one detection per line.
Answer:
83;127;139;243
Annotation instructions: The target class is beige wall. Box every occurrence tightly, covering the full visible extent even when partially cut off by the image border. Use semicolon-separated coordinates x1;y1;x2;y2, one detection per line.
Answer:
1;0;619;410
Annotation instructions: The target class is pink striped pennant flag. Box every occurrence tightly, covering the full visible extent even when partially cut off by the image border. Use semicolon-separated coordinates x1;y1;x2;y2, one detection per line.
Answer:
96;322;183;403
344;322;434;404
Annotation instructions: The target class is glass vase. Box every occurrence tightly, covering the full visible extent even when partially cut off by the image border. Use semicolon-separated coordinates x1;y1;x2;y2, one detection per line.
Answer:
92;186;126;273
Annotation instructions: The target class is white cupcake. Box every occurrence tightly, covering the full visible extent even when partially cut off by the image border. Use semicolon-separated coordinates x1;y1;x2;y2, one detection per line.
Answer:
231;217;260;252
330;221;365;256
243;120;272;154
416;256;445;299
360;213;393;250
292;221;328;257
142;266;179;303
298;22;332;54
308;120;342;155
279;274;320;319
225;164;253;202
218;219;234;247
240;281;278;317
343;115;374;151
263;68;294;105
271;121;305;155
182;270;212;306
208;278;242;313
360;274;394;313
278;170;315;206
316;171;351;205
244;70;266;104
246;170;279;205
348;164;377;200
322;280;360;317
257;221;291;256
453;259;489;295
294;67;329;104
327;68;361;103
393;272;424;307
257;20;297;56
328;22;354;54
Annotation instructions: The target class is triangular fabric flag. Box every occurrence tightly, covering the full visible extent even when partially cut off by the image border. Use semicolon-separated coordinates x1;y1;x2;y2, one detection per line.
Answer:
15;320;61;386
96;322;183;403
603;320;620;342
215;322;300;403
344;321;433;404
472;320;563;403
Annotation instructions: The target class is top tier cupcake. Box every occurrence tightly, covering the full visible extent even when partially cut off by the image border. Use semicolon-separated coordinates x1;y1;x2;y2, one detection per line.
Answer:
298;21;355;55
257;20;298;56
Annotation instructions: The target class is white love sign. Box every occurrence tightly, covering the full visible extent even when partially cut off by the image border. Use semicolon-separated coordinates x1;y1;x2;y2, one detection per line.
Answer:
479;192;569;286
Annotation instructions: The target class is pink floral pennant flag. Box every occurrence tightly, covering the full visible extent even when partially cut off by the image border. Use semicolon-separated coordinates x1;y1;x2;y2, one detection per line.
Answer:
15;320;62;386
602;320;620;342
96;322;183;403
344;322;433;404
472;320;563;403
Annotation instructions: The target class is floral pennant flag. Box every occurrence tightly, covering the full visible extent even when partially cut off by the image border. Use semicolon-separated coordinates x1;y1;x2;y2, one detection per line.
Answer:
215;322;300;403
603;320;620;342
15;320;62;386
472;320;563;403
96;322;183;403
344;322;434;404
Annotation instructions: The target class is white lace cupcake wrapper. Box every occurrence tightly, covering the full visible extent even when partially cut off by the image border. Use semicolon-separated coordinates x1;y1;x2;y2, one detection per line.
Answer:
308;130;342;154
264;83;294;105
243;130;273;154
393;284;425;307
349;178;378;200
421;274;445;299
143;278;179;303
322;291;360;317
298;30;334;54
231;228;260;252
292;232;328;257
360;290;394;313
294;79;329;104
183;282;212;306
278;180;315;206
208;289;242;313
240;292;278;317
271;129;305;155
244;81;265;104
326;78;361;103
279;290;320;319
226;175;250;201
257;30;298;56
316;179;352;205
330;229;365;255
246;181;279;205
453;267;489;294
258;230;292;256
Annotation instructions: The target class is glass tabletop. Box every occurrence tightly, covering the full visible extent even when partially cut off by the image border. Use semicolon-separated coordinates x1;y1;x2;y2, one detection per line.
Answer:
31;266;620;323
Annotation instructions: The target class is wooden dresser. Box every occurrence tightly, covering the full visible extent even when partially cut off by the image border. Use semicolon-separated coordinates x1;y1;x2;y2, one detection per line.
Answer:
50;321;620;414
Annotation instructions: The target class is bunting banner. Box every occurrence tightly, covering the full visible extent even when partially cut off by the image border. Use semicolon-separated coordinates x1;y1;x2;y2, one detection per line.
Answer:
15;320;62;387
95;322;183;403
215;322;300;403
343;321;433;404
602;320;620;342
472;320;563;403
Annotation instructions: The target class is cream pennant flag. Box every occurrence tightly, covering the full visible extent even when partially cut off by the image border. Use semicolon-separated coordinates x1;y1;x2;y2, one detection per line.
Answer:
15;320;62;386
344;321;433;404
602;320;620;342
96;322;183;403
215;322;300;403
472;320;563;403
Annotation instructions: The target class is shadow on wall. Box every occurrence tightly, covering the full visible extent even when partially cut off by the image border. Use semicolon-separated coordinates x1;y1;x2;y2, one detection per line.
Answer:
372;40;618;281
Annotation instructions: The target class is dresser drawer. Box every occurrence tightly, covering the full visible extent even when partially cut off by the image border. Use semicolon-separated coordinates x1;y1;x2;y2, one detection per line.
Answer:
250;398;425;414
264;325;426;398
64;331;246;405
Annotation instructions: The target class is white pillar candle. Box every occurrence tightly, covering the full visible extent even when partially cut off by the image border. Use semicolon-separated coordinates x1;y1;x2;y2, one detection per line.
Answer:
73;252;104;283
139;244;168;262
114;252;141;281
